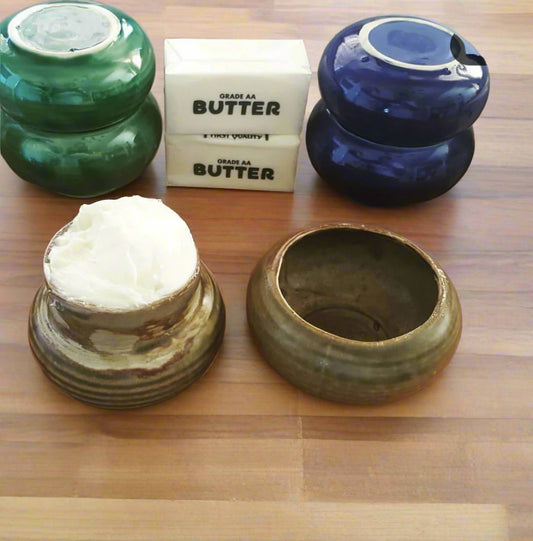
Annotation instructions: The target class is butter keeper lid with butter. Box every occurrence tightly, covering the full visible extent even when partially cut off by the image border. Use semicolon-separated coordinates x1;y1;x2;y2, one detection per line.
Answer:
164;39;312;135
29;196;225;409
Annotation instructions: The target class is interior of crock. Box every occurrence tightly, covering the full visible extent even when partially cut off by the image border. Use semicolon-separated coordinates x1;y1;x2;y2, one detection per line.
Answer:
277;228;439;341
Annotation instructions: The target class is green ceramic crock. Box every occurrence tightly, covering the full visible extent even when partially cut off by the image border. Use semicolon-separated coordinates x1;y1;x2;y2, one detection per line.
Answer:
1;92;162;197
0;1;156;131
247;224;462;405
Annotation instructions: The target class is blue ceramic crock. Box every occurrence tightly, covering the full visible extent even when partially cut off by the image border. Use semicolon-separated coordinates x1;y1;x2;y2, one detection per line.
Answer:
306;99;475;207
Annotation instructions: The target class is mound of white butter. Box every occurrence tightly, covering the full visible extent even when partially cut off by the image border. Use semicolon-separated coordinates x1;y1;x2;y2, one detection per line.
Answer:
44;196;198;310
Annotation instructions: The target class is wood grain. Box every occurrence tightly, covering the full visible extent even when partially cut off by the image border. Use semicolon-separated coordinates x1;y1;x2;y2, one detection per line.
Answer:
0;499;509;541
0;0;532;539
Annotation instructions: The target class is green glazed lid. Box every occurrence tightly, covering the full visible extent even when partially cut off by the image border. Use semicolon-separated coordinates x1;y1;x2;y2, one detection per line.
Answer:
0;1;156;132
1;93;162;197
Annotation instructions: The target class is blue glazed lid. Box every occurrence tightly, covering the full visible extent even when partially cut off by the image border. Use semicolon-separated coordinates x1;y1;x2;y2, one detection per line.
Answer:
318;15;489;146
0;1;156;132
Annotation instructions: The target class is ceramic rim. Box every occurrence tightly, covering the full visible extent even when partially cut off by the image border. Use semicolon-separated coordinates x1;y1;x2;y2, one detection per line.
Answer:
8;2;121;58
358;16;459;72
273;223;448;346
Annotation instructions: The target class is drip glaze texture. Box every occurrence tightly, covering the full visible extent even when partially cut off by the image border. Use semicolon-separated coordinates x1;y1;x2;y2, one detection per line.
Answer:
29;198;225;409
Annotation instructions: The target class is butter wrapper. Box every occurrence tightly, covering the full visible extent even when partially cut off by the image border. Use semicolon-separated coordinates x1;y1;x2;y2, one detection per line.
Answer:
166;133;300;192
164;39;311;135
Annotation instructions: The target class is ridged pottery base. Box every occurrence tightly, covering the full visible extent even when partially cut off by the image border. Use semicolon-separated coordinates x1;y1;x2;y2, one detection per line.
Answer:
29;263;225;409
247;224;462;404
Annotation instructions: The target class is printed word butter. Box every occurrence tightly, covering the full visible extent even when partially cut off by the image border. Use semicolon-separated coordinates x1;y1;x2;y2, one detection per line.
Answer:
166;134;300;192
164;39;311;134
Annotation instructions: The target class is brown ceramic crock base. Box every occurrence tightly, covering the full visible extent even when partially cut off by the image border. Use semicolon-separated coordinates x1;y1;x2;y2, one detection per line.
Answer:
29;263;225;409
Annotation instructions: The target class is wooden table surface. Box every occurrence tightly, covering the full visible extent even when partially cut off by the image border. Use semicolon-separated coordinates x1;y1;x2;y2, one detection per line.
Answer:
0;0;531;539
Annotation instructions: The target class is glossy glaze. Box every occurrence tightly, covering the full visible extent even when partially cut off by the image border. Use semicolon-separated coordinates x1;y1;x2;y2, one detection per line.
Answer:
318;16;489;146
247;224;462;404
29;239;225;409
306;99;475;206
1;93;162;197
0;1;156;131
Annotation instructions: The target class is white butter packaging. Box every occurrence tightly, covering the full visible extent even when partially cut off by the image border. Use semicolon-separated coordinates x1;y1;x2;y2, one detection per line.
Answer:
164;39;311;135
164;38;311;192
166;134;300;192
